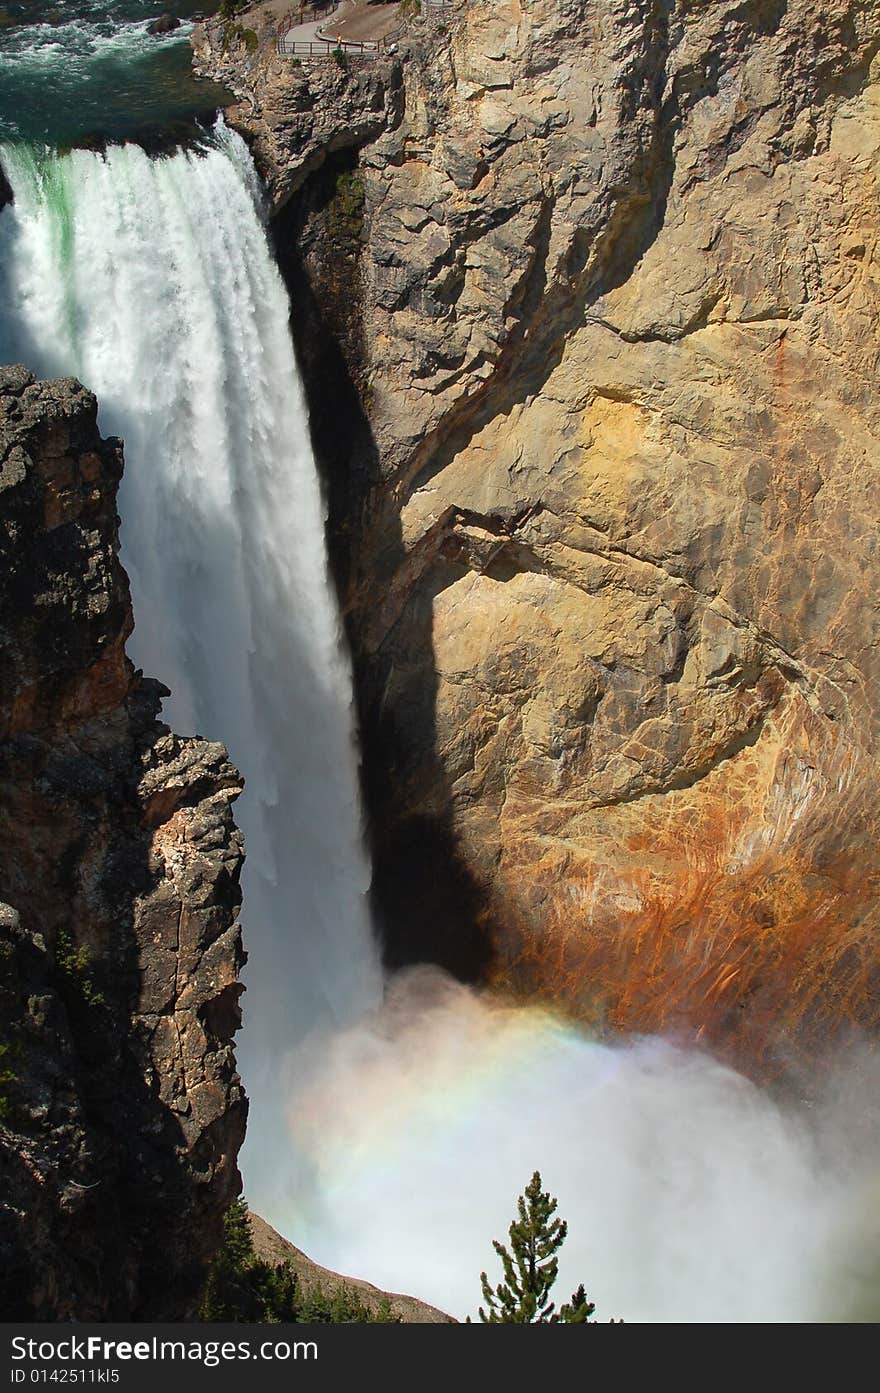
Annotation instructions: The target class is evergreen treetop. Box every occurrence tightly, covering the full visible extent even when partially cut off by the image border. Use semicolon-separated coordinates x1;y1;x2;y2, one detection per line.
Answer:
478;1171;598;1324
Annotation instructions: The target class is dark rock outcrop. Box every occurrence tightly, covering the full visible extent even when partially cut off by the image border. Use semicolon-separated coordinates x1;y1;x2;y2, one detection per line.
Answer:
0;369;247;1319
147;14;181;36
0;161;12;213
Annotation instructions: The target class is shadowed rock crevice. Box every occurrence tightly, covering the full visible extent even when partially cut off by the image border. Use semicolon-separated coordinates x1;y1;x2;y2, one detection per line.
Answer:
0;162;12;213
273;151;496;981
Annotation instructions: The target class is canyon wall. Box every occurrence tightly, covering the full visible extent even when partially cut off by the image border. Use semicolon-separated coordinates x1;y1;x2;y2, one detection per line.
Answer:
0;369;246;1318
196;0;880;1064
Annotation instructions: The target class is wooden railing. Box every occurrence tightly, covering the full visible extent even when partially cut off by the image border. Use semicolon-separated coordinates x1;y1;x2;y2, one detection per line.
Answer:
277;1;336;34
277;33;397;55
275;0;457;59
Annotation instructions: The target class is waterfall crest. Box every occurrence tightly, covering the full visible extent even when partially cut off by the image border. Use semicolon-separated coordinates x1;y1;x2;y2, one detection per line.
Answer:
0;126;383;1204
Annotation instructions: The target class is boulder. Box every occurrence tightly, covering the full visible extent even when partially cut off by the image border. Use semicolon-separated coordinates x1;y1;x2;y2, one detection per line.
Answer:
147;13;181;35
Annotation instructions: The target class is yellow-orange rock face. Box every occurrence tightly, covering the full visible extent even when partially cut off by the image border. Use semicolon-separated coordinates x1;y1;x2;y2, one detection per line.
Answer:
408;9;880;1062
410;21;880;1062
203;0;880;1064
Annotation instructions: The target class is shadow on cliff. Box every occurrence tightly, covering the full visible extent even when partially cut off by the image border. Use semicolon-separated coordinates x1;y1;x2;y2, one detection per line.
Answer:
272;153;497;984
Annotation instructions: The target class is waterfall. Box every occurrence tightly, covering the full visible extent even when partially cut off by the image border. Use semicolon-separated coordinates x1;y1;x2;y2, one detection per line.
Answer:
0;126;383;1207
2;127;876;1323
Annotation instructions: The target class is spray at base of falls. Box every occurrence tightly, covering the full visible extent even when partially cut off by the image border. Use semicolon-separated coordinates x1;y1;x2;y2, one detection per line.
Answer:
277;966;880;1322
0;128;877;1323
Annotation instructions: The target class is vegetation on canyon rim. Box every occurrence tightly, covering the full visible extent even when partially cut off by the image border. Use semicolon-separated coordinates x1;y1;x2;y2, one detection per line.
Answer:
54;926;105;1010
327;168;365;249
218;0;258;52
200;1200;400;1322
203;1175;607;1324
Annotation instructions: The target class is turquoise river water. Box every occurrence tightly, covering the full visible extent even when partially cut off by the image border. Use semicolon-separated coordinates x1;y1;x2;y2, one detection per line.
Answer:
0;0;231;146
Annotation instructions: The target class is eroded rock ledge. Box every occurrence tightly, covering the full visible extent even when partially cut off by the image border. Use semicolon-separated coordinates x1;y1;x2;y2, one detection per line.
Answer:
0;369;246;1319
197;0;880;1065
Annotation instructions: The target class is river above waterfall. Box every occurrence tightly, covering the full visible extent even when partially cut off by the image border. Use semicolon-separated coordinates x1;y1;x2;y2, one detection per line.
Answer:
0;1;232;147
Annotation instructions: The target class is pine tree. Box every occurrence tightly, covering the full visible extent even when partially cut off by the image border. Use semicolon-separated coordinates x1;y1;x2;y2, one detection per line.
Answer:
479;1172;601;1323
200;1197;299;1322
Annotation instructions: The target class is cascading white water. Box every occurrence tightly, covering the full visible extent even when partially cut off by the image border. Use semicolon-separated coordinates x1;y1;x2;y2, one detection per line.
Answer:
1;128;877;1323
0;126;383;1208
